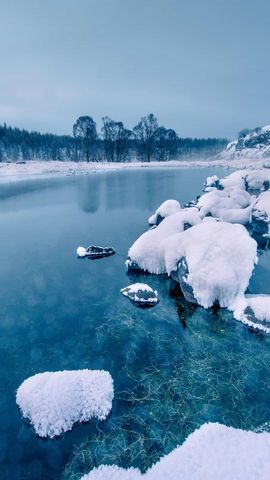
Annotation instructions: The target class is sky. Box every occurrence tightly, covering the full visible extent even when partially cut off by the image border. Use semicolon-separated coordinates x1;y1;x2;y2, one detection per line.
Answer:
0;0;270;139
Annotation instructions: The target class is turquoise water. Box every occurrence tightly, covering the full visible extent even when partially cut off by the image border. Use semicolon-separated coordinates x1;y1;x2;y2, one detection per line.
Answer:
0;168;270;480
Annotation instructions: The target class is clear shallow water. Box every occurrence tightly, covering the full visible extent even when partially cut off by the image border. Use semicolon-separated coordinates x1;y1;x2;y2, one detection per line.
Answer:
0;168;270;480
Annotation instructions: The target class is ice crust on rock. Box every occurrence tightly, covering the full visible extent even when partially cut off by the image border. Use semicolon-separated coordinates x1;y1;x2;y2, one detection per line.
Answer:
232;294;270;334
121;283;158;305
16;370;114;438
80;422;270;480
148;199;181;225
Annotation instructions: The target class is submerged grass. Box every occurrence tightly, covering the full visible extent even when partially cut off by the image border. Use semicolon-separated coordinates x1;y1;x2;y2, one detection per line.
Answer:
63;285;270;479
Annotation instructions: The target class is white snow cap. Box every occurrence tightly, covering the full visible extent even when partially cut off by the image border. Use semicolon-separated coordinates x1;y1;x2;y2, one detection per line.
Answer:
148;199;181;225
16;370;114;438
232;294;270;334
128;208;201;275
80;422;270;480
121;283;158;304
77;246;87;257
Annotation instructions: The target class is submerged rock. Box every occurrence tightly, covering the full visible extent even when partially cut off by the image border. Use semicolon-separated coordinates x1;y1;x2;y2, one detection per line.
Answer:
121;283;158;306
77;245;115;259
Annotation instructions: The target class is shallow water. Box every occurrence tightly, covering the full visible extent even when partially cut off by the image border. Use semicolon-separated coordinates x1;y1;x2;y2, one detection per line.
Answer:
0;168;270;480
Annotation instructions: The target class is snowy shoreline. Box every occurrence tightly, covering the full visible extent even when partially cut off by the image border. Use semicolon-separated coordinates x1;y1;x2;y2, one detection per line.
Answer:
0;157;269;184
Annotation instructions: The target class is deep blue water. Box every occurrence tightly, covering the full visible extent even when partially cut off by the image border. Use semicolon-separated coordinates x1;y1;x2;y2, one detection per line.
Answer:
0;168;270;480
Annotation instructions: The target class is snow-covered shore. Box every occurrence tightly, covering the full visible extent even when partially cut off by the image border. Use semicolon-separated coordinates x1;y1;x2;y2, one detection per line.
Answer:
0;158;269;184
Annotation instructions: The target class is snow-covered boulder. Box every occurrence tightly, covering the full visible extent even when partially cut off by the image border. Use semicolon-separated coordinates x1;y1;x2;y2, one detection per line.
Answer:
148;199;181;226
80;422;270;480
219;169;270;192
232;294;270;334
16;370;114;438
127;220;257;309
197;188;252;220
254;190;270;221
126;208;201;275
121;283;158;306
166;222;257;308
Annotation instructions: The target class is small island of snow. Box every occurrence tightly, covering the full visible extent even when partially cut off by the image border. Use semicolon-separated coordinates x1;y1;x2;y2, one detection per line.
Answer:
16;369;114;438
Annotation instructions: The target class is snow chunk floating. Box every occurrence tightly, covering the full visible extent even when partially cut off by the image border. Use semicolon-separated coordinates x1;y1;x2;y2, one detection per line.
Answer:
16;370;114;438
121;283;158;306
80;422;270;480
148;199;181;226
77;245;115;259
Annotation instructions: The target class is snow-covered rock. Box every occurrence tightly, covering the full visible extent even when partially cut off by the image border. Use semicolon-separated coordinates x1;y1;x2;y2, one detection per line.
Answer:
16;370;114;438
80;422;270;480
221;124;270;159
197;188;252;220
219;169;270;192
232;294;270;334
127;208;201;275
127;220;257;309
148;200;181;226
254;190;270;221
77;245;115;259
121;283;158;306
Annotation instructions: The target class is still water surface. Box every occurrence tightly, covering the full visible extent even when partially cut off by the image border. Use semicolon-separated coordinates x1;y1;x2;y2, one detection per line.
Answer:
0;168;270;480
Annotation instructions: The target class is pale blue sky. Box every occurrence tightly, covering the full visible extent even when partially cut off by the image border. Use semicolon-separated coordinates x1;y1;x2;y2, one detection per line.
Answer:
0;0;269;138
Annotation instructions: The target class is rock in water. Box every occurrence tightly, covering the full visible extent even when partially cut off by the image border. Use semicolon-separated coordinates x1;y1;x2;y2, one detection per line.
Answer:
121;283;158;306
77;245;115;259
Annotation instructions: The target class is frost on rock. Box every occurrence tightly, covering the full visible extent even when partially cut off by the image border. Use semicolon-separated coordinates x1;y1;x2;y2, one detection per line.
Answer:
127;208;201;275
16;370;114;438
80;423;270;480
127;220;257;309
121;283;158;306
148;199;181;226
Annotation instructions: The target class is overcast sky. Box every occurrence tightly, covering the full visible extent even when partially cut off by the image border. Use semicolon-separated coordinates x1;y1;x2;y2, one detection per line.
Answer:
0;0;269;138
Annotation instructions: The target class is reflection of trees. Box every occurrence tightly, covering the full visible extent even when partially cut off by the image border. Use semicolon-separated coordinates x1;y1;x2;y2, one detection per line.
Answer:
77;175;102;213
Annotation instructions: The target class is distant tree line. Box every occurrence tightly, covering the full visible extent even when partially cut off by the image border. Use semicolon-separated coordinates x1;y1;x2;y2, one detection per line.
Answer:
0;114;228;163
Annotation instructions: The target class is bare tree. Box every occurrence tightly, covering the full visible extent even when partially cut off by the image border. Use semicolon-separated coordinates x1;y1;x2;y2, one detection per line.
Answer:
73;116;97;162
102;117;131;162
133;113;159;162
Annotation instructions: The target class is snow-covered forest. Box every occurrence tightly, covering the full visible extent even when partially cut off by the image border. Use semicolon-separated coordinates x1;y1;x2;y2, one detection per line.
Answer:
0;114;227;163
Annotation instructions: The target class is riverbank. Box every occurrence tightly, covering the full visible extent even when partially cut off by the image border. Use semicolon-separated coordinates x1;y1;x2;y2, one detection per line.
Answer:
0;157;269;183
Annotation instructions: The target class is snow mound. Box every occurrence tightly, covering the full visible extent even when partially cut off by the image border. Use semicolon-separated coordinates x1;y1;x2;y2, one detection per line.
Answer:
127;208;201;275
16;370;114;438
148;199;181;225
128;220;257;309
121;283;158;305
219;169;270;191
80;422;270;480
165;222;257;308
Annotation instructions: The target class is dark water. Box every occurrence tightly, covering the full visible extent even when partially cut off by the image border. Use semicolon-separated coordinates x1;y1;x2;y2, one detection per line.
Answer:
0;168;270;480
